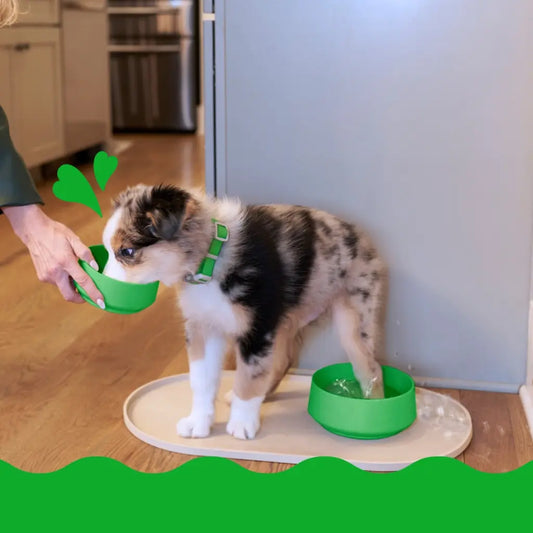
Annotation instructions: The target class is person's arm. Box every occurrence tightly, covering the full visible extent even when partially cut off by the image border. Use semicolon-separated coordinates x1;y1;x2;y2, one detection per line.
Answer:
3;204;105;307
0;106;43;212
0;106;105;307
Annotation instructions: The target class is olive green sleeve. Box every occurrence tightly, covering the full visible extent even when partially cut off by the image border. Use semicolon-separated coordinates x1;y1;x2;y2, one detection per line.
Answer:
0;105;44;214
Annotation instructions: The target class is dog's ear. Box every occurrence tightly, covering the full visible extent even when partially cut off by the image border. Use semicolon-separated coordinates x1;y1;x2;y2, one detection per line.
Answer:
142;185;192;241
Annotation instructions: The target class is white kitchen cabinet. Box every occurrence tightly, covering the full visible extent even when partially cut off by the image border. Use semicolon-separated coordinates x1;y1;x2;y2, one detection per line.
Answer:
62;5;112;154
16;0;60;25
0;28;64;168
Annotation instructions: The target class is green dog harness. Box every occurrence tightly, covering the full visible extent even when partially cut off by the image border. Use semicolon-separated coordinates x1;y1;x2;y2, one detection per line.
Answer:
186;219;229;284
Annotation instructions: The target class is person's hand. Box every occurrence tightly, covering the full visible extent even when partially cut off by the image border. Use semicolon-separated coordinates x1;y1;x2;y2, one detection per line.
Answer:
3;204;105;307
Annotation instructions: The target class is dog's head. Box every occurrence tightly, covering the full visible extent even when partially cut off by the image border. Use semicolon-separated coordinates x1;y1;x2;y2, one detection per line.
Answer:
102;184;205;286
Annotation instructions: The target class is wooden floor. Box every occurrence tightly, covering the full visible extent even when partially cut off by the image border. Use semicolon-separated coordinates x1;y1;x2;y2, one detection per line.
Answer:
0;134;531;473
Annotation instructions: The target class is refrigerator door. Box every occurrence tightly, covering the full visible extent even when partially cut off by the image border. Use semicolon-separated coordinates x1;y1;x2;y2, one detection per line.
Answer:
209;0;533;391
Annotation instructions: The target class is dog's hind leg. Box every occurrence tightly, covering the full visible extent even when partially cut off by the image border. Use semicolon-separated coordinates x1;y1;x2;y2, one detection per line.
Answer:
177;322;227;438
224;328;298;406
332;297;384;399
265;323;301;397
226;325;297;439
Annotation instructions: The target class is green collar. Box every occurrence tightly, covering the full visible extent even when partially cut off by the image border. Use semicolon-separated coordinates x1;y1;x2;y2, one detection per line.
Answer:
186;219;229;284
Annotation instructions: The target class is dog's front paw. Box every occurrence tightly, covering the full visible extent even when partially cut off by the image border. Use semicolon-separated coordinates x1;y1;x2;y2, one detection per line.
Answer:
226;415;260;440
177;413;212;438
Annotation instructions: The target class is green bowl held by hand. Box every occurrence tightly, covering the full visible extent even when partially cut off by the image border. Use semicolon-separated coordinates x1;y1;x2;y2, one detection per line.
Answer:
74;245;160;314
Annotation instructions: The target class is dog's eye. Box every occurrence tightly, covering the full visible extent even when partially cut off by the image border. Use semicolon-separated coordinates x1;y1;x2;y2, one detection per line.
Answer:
119;248;135;258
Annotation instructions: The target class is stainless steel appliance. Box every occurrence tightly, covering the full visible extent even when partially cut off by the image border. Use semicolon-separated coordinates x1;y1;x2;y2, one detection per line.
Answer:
108;0;198;132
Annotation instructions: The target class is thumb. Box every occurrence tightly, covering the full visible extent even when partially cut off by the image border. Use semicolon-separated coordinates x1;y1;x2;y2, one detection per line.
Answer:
69;235;100;272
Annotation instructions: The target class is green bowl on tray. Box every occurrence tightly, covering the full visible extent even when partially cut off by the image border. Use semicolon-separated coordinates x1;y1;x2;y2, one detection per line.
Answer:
74;245;159;315
308;363;417;439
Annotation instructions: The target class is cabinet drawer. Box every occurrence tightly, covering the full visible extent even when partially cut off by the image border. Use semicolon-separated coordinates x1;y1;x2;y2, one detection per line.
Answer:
17;0;60;25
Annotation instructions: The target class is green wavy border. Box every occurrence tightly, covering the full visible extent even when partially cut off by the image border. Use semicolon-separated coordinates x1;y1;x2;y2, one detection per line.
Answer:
1;456;532;530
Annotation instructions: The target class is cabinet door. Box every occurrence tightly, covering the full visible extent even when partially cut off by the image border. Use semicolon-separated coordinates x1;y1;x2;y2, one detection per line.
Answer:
17;0;60;25
62;8;112;154
8;28;64;168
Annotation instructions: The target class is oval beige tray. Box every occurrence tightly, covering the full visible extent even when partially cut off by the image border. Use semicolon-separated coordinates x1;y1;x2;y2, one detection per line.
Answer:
123;371;472;471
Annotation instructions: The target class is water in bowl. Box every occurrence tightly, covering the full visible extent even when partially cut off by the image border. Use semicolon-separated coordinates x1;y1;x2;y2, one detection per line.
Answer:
325;378;399;399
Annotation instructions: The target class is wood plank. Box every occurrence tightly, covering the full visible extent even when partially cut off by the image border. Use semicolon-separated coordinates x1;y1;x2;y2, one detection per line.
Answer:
505;393;533;468
460;389;533;472
1;289;186;472
0;135;203;472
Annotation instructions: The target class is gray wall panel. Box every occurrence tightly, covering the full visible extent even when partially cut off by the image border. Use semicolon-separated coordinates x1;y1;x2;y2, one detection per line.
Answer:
216;0;533;390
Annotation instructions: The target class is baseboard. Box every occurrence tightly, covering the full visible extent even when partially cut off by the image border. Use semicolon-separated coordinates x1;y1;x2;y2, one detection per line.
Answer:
411;375;519;393
107;138;134;156
519;385;533;441
28;166;44;185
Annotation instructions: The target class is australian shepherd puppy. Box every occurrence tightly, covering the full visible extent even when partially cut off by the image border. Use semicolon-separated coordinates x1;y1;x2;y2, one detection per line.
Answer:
102;184;386;440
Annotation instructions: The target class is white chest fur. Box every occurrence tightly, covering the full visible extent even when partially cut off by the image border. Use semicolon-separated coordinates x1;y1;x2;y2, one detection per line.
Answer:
179;281;246;336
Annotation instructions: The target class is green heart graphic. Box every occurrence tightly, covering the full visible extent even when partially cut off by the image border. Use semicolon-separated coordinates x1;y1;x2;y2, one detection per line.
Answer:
93;150;118;191
53;165;102;217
